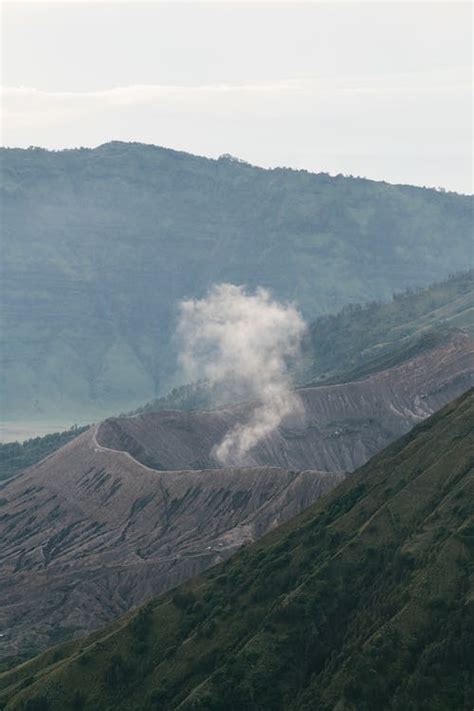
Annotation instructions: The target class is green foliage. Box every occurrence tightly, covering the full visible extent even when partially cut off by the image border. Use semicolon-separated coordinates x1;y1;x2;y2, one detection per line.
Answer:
301;268;474;385
130;605;153;642
171;590;197;612
70;692;86;711
1;390;472;710
23;699;50;711
103;654;134;689
1;142;472;422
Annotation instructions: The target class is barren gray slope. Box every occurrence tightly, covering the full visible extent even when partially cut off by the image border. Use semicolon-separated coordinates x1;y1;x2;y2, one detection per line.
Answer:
0;427;341;660
98;332;474;472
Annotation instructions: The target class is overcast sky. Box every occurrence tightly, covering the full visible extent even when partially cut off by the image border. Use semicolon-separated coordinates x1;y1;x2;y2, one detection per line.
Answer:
1;1;472;193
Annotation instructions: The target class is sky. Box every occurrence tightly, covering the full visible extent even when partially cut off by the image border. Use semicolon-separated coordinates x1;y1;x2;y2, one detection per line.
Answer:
1;1;472;193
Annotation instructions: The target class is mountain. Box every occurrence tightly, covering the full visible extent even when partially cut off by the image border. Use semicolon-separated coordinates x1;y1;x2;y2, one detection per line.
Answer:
97;330;473;473
0;424;342;663
1;270;471;481
1;142;472;422
136;269;474;415
0;427;89;482
1;389;472;711
0;330;471;664
301;267;474;385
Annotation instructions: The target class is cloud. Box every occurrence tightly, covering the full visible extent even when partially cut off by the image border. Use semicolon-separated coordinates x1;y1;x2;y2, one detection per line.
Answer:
0;81;307;132
2;67;470;129
177;283;306;466
1;80;303;112
1;67;471;192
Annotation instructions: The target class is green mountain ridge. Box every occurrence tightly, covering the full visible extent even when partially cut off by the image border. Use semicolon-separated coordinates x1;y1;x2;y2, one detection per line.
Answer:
1;141;472;421
2;389;472;710
302;268;474;385
134;269;474;414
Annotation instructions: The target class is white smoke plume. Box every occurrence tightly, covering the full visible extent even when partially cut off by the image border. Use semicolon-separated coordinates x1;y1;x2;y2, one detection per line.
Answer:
177;283;306;466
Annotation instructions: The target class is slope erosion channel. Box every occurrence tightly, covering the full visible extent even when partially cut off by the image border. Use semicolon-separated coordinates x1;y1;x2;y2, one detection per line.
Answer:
0;332;472;660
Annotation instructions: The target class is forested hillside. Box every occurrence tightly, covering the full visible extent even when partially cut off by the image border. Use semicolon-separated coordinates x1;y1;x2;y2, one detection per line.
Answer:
302;267;474;383
1;390;472;710
1;142;472;421
136;269;474;414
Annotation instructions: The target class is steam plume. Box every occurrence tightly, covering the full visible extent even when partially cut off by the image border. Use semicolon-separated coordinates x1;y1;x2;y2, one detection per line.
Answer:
177;283;306;466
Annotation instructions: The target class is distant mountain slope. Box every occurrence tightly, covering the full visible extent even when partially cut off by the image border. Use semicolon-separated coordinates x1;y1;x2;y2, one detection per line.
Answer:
98;331;473;472
302;267;474;385
1;142;472;421
1;390;472;711
137;269;474;414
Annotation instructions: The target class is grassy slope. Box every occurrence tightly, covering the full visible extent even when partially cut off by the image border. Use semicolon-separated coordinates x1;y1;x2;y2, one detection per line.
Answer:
1;142;472;421
301;268;474;384
1;390;472;711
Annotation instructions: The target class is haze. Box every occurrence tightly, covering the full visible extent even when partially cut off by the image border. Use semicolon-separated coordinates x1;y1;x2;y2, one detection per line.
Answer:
1;1;472;193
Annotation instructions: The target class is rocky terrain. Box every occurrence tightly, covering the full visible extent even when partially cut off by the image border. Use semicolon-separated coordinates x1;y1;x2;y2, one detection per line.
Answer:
0;426;341;660
0;331;471;662
98;332;474;472
1;389;472;711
